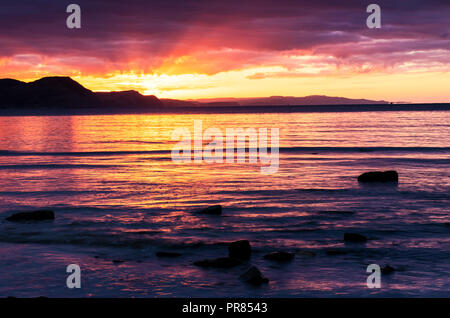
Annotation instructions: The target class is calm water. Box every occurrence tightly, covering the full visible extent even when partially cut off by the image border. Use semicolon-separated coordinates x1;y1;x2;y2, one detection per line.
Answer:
0;111;449;297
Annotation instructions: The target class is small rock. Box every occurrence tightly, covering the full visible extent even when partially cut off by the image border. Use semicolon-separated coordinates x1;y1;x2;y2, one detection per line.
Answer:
344;233;368;243
228;240;251;260
112;259;125;264
195;205;222;215
193;257;242;268
240;266;269;286
325;249;348;256
381;265;396;275
263;251;294;262
357;170;398;183
156;251;182;258
6;210;55;222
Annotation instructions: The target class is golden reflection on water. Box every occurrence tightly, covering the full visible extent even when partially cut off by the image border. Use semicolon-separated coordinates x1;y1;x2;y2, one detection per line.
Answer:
0;111;448;210
0;111;449;152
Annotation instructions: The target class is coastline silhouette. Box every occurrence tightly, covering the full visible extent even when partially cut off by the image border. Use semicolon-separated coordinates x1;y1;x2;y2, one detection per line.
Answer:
2;76;448;116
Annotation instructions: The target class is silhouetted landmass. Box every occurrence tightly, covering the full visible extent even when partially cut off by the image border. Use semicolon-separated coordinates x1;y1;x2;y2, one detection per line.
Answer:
96;90;163;108
160;98;201;107
191;95;390;106
0;76;449;115
161;99;240;107
0;77;100;108
0;76;162;113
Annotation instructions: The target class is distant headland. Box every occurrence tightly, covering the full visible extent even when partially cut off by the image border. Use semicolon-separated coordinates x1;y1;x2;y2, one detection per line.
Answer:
0;76;449;115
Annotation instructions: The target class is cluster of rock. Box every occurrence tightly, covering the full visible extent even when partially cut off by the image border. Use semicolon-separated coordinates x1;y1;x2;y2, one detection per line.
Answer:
192;239;270;285
190;205;303;285
4;194;401;286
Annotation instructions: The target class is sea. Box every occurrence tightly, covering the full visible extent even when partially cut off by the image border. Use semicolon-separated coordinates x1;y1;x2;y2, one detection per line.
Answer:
0;110;449;297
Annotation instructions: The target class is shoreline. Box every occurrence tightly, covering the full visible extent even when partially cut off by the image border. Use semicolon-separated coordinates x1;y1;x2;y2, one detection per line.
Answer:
0;103;449;117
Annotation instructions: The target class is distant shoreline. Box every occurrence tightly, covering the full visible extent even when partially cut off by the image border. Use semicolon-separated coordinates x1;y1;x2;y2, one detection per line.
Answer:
3;77;448;116
0;103;449;116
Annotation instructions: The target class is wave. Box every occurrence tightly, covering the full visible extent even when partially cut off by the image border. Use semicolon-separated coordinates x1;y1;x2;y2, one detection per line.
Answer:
0;229;215;250
279;146;450;153
0;146;449;157
0;164;120;170
0;149;171;156
212;188;450;200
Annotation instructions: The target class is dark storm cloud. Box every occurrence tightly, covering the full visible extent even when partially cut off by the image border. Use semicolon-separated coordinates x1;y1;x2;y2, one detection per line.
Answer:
0;0;449;74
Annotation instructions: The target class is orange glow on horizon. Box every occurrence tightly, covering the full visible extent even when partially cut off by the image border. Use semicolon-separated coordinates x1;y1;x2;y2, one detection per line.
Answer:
1;50;449;103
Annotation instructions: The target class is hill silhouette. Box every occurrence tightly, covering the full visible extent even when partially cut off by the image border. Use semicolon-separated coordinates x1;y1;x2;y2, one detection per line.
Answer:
0;77;100;108
191;95;389;106
1;76;448;115
0;77;162;111
96;90;163;108
0;76;390;110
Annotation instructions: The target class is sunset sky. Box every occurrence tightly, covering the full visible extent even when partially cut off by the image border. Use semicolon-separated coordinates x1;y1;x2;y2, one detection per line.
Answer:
0;0;449;102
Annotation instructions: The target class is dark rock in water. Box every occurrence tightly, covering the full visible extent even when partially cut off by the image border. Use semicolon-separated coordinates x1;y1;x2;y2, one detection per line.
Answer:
195;205;222;215
194;257;242;268
156;251;182;258
357;170;398;183
344;233;368;243
228;240;251;260
240;266;269;286
263;251;294;262
381;265;396;274
325;249;348;256
6;210;55;222
112;259;125;264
